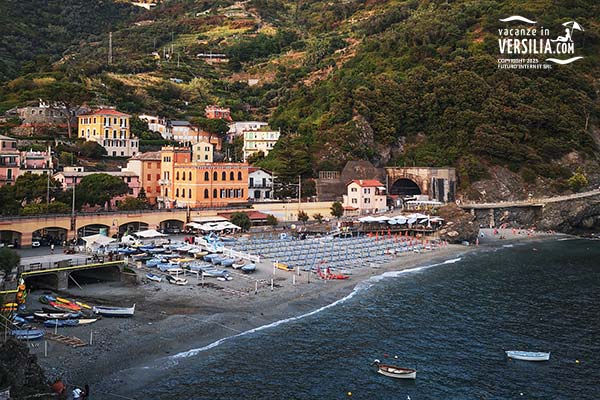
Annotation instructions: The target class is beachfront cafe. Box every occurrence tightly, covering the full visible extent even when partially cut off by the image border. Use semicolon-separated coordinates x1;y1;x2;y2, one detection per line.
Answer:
356;214;444;235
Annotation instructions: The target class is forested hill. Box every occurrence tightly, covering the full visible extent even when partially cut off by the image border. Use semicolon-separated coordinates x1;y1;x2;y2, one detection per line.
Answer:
1;0;599;199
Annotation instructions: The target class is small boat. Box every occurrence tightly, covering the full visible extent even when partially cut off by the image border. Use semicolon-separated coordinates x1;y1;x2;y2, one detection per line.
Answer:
165;275;188;285
49;301;81;312
203;253;221;262
220;258;235;268
232;259;246;269
241;264;256;274
146;273;163;282
75;301;92;310
211;256;226;265
10;329;45;340
505;350;550;361
201;267;230;278
55;297;71;304
76;318;98;325
274;262;294;272
44;319;79;328
372;360;416;379
39;295;54;305
1;302;18;312
167;268;184;275
34;312;80;320
146;258;162;267
93;304;135;318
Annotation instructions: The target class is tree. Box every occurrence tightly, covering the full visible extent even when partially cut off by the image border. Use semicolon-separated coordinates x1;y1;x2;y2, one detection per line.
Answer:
247;151;265;165
330;201;344;218
42;81;91;138
78;141;107;159
13;173;62;205
76;174;129;209
567;172;588;192
21;201;70;215
0;248;20;275
138;187;147;199
190;117;229;143
230;212;251;232
313;213;324;223
118;197;149;211
266;214;278;226
297;210;309;224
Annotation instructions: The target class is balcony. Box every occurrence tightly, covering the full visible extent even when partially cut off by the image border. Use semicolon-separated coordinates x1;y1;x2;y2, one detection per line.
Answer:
158;179;170;185
249;184;273;189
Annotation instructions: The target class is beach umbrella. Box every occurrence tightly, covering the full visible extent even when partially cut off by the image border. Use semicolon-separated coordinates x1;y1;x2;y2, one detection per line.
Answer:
562;21;584;32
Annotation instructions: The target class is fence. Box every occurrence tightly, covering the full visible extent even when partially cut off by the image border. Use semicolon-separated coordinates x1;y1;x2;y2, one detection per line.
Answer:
222;247;260;263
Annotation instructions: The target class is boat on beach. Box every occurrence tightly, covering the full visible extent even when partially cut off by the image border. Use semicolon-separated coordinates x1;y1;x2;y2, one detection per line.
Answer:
34;312;81;320
146;273;162;282
10;329;45;340
44;319;79;328
241;264;256;274
166;275;188;285
232;259;246;269
93;304;135;317
274;262;294;272
372;360;417;379
505;350;550;361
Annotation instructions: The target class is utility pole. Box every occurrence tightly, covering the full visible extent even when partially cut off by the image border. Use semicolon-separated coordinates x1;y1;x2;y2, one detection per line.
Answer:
71;183;76;241
108;32;113;65
298;175;301;207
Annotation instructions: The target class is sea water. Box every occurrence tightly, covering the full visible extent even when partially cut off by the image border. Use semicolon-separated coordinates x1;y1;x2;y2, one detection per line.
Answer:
116;238;600;399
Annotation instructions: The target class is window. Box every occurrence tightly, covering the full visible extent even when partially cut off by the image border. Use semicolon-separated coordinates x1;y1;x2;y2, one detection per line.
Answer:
213;171;218;180
204;171;209;181
147;174;151;181
240;189;244;198
182;171;185;181
126;177;131;183
188;189;192;198
147;186;152;193
181;189;185;198
229;171;234;180
213;189;217;198
156;174;160;180
222;171;226;181
176;171;179;180
204;189;209;199
176;188;179;197
165;189;168;197
238;171;242;181
189;172;192;181
352;198;357;204
351;187;357;192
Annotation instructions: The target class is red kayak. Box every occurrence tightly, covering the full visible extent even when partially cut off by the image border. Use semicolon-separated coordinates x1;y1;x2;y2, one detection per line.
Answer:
49;301;81;311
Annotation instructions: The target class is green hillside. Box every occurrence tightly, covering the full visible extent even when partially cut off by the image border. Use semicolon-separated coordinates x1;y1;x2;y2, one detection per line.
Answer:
0;0;599;199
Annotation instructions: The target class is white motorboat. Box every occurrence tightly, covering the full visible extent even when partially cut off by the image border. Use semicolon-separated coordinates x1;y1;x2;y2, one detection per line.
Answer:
505;350;550;361
93;304;135;317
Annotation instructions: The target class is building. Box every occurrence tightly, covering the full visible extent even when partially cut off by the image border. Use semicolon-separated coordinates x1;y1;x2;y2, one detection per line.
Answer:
123;151;162;205
16;101;71;126
205;105;232;121
167;120;222;150
342;179;387;216
242;128;281;161
227;121;268;143
248;168;274;201
77;109;139;157
0;135;20;186
139;114;169;139
158;145;249;209
20;148;53;175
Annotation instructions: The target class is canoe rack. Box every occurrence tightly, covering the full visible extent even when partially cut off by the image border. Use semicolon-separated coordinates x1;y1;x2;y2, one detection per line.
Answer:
45;332;87;347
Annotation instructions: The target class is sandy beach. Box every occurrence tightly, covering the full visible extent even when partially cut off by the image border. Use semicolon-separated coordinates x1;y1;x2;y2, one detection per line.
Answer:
27;229;561;396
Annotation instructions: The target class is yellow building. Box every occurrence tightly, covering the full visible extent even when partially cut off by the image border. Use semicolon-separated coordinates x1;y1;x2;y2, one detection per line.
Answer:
158;144;249;209
78;109;139;157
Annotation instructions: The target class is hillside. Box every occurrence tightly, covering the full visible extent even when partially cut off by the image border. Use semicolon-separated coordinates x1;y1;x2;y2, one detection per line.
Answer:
0;0;599;200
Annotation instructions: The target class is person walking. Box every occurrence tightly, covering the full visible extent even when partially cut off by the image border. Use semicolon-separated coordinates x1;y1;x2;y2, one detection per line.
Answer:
50;243;55;254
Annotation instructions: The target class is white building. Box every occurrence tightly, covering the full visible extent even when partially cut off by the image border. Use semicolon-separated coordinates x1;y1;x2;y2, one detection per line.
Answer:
342;179;387;216
139;114;169;139
227;121;269;143
248;168;274;201
242;129;281;161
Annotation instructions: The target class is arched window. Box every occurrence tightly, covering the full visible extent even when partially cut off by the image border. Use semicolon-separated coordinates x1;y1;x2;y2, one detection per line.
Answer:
181;189;185;198
176;171;179;180
213;189;217;198
204;171;209;181
182;172;186;181
213;171;218;180
188;189;192;198
230;171;234;180
241;189;244;198
237;171;242;180
165;189;168;197
222;171;227;181
175;188;179;197
189;172;192;181
204;189;209;198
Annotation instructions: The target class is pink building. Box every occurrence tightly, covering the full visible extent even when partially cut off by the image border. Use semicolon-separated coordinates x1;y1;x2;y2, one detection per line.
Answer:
0;135;20;185
20;149;53;175
205;105;232;121
342;179;387;216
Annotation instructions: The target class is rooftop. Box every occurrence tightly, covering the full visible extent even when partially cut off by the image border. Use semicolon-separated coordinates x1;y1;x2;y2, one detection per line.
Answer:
0;135;16;141
55;171;137;178
130;151;161;161
348;179;385;188
81;109;130;117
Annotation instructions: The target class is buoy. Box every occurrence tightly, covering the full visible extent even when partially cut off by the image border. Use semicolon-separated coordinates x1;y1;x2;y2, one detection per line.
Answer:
394;355;398;359
347;392;352;397
576;359;580;364
520;393;524;396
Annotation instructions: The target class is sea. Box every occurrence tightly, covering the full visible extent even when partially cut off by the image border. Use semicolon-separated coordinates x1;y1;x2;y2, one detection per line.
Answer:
115;238;600;400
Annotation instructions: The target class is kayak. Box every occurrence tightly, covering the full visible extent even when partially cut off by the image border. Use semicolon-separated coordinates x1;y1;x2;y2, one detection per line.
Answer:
75;301;92;310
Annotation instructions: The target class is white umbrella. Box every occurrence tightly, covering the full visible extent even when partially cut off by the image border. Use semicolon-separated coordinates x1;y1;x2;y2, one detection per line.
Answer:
562;21;584;32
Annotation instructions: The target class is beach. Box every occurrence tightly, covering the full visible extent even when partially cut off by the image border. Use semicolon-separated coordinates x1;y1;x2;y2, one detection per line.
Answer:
28;229;559;395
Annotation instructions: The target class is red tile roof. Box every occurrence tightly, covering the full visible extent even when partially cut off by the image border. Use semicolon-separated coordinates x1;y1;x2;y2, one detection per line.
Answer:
82;109;130;117
348;179;384;188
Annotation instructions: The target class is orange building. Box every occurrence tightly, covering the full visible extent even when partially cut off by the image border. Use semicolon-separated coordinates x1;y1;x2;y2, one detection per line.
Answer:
123;151;162;205
158;145;249;209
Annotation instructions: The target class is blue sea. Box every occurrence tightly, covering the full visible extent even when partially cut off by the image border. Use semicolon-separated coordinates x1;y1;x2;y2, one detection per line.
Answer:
115;238;600;399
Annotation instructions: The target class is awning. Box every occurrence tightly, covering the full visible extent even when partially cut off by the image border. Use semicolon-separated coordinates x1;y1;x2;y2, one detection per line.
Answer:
134;229;167;238
81;234;116;246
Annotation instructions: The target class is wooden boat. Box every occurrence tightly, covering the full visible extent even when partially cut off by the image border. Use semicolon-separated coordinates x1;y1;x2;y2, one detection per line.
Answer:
274;262;294;272
93;304;135;318
232;259;246;269
146;273;162;282
505;350;550;361
55;297;71;304
1;302;18;312
241;264;256;274
166;275;188;285
10;329;45;340
372;360;417;379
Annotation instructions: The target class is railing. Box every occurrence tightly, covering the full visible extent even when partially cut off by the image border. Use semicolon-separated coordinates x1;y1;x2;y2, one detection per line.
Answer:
249;184;273;189
222;247;260;263
18;255;125;275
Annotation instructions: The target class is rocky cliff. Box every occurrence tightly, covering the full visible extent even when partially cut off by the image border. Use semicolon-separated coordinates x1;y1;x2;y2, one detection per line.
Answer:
0;338;53;399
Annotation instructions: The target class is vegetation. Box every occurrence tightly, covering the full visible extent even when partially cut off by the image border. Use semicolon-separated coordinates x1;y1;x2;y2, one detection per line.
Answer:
117;197;150;211
568;171;589;193
0;173;68;216
230;212;251;231
76;173;129;209
313;213;324;223
297;210;309;224
0;248;20;275
330;201;343;218
266;214;278;226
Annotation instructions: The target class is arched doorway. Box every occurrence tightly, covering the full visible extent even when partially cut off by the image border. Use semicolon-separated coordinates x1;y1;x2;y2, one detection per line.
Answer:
32;227;68;246
0;230;22;248
159;219;184;234
78;224;111;238
390;178;422;196
119;222;149;235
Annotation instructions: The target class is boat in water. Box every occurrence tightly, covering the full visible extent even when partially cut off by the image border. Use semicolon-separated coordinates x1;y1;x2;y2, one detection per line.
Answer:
505;350;550;361
93;304;135;317
372;360;417;379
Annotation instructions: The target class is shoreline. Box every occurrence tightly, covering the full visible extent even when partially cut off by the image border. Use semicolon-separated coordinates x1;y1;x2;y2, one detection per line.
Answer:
30;231;563;397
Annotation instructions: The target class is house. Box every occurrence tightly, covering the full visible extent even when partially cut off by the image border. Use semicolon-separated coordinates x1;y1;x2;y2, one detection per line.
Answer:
248;168;274;201
158;145;248;209
205;105;232;121
139;114;169;139
167;120;222;150
77;109;139;157
20;148;53;175
342;179;387;216
242;128;281;161
53;169;140;207
123;151;162;205
227;121;268;143
0;135;20;186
